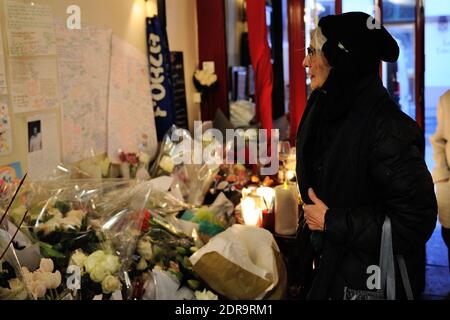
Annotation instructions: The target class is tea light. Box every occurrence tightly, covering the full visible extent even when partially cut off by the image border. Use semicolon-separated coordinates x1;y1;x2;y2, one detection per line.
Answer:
285;170;296;181
242;186;256;198
274;183;299;235
240;197;262;226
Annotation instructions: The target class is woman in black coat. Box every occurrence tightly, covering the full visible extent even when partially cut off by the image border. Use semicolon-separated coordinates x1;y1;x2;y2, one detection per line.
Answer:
296;12;437;300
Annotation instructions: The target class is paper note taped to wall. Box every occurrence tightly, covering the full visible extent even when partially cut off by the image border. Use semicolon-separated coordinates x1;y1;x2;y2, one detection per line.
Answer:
55;21;112;164
0;28;8;94
10;57;59;113
4;0;57;56
0;97;12;156
27;113;61;181
107;35;157;163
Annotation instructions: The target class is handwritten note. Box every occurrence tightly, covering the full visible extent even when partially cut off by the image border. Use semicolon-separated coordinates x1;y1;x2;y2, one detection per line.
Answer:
0;29;7;94
108;36;157;163
4;0;57;56
55;21;112;164
10;57;59;113
0;97;12;155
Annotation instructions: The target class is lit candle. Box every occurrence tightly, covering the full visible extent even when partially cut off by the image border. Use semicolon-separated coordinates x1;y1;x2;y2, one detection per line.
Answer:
274;183;299;235
285;170;296;181
242;187;256;199
240;197;262;226
256;187;275;211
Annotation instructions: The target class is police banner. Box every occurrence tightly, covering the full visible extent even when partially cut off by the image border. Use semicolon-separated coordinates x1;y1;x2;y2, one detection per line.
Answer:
147;16;175;141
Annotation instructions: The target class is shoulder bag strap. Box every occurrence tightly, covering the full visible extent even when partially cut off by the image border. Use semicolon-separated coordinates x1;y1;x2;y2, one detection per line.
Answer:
397;255;414;300
379;215;396;300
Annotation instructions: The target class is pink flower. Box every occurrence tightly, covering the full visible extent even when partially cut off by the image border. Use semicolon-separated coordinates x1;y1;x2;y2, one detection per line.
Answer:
127;153;138;166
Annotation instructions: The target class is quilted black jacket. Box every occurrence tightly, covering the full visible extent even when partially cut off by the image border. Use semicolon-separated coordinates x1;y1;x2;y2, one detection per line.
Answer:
296;73;437;300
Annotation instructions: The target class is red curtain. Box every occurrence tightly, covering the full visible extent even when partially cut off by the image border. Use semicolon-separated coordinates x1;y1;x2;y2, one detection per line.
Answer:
196;0;229;121
288;0;307;143
246;0;273;132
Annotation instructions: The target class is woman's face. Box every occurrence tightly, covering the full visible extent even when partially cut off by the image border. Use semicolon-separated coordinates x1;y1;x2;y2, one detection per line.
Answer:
303;44;331;90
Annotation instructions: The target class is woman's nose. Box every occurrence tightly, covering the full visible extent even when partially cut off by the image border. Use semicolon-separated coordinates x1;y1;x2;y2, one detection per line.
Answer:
303;55;309;68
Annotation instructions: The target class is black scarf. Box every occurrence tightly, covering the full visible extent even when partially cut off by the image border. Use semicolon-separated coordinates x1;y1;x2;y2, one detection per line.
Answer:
298;62;376;254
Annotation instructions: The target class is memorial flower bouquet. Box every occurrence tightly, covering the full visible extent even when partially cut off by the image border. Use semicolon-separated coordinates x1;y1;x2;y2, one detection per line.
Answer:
193;69;218;94
129;213;208;300
21;258;61;300
66;249;122;300
5;179;145;300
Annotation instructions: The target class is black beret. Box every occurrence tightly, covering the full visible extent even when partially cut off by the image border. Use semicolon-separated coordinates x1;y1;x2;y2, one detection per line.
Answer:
318;12;399;70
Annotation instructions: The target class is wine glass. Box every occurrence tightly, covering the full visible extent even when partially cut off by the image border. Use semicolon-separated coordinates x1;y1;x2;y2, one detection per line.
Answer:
278;141;291;183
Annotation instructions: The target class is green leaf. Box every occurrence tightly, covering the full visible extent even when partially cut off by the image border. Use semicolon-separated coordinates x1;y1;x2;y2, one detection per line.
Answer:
39;242;65;258
187;279;200;290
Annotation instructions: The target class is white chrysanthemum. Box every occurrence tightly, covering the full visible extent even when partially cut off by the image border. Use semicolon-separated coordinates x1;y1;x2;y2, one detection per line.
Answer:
195;289;218;300
137;239;153;261
69;250;88;269
85;251;106;274
90;265;108;283
101;275;122;294
101;254;121;274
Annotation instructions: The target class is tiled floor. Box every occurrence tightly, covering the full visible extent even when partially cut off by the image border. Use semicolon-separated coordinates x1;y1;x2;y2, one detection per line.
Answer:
423;222;450;300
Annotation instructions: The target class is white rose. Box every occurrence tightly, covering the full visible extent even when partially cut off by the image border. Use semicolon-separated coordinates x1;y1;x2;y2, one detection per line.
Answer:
30;280;47;299
137;240;153;261
39;258;54;273
101;275;122;294
195;289;218;300
90;266;108;283
159;155;174;173
69;250;87;269
101;254;120;274
49;271;61;289
85;251;106;274
136;258;148;271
